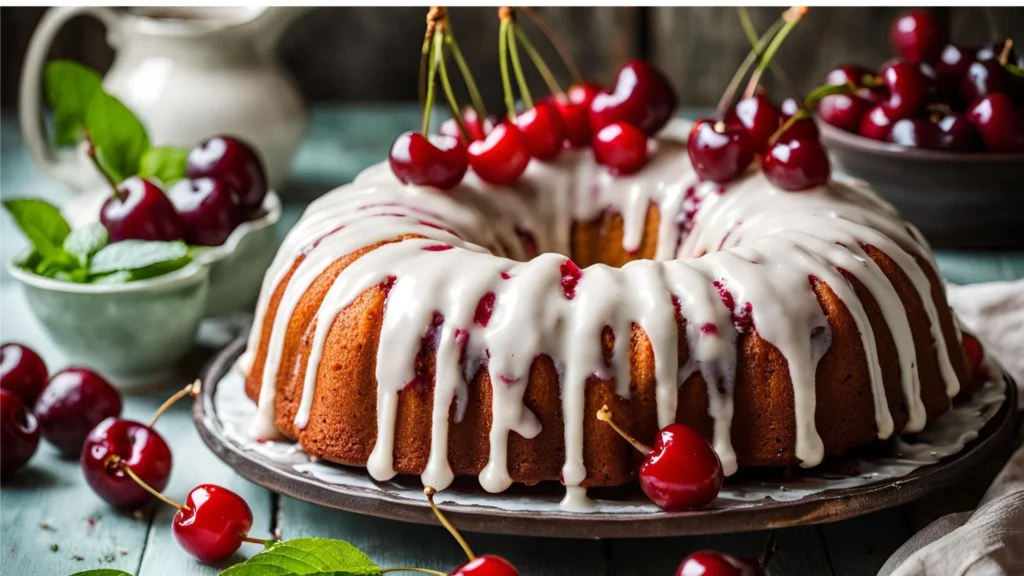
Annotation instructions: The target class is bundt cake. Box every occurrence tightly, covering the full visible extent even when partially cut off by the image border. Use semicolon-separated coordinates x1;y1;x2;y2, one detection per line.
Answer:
238;119;971;510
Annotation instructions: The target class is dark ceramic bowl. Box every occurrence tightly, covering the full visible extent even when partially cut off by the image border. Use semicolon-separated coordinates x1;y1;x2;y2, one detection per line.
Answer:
820;120;1024;250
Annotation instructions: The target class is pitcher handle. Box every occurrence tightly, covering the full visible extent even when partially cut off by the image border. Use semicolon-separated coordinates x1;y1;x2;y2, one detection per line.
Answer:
18;6;121;191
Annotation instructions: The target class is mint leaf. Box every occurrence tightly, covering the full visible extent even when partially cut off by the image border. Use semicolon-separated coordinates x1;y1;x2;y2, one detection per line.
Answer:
89;240;189;276
139;146;190;186
220;538;381;576
69;570;134;576
91;270;133;284
3;198;72;259
44;60;103;146
126;255;192;281
64;223;109;267
86;91;149;184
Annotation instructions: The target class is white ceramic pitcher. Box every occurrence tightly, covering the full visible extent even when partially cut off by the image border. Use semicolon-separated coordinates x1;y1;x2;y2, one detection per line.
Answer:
19;6;310;192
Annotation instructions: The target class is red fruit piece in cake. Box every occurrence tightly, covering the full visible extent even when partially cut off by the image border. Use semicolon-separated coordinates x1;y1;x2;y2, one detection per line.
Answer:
560;259;583;299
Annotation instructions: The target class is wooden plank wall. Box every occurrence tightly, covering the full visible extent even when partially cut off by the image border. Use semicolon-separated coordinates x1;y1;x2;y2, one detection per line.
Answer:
2;7;1021;110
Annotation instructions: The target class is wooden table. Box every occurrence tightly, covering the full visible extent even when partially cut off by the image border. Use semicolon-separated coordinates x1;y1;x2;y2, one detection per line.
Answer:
2;107;1021;576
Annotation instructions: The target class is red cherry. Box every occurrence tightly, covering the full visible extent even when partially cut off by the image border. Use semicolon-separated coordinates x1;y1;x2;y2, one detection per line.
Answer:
516;103;567;161
389;131;469;190
450;555;520;576
439;108;494;146
961;333;988;386
935;44;974;97
467;123;532;186
173;484;254;563
686;119;755;183
762;138;830;192
34;367;122;457
879;60;930;119
858;105;897;141
778;99;821;142
167;177;242;246
966;93;1024;152
959;60;1014;106
590;60;677;136
825;64;875;88
889;118;947;150
592;122;649;176
546;83;602;147
676;550;762;576
186;136;267;212
1;389;39;476
100;177;184;243
818;93;873;132
727;94;781;152
890;10;946;64
934;113;981;152
81;417;172;509
0;343;48;406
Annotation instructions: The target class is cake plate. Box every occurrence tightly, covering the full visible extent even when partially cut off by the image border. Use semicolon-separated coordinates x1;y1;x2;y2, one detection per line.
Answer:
193;335;1019;538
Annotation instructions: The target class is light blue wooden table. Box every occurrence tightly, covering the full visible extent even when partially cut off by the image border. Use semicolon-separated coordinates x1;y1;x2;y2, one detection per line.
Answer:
1;107;1021;576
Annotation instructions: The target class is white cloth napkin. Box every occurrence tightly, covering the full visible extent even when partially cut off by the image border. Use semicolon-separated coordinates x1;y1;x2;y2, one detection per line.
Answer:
881;279;1024;576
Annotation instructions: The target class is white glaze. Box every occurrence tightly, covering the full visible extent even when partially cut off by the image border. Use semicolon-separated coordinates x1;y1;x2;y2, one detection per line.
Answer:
240;119;963;510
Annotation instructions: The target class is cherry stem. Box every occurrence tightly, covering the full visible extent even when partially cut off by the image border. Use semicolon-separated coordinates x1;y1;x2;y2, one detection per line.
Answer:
107;455;187;511
596;405;651;456
85;135;123;200
424;486;476;561
445;33;487;119
436;29;472;142
744;6;808;99
149;379;201;429
715;18;784;121
520;7;584;85
767;108;808;147
736;7;801;102
239;536;274;546
507;18;534;110
999;39;1014;67
381;568;447;576
422;25;441;136
514;24;565;98
498;17;517;121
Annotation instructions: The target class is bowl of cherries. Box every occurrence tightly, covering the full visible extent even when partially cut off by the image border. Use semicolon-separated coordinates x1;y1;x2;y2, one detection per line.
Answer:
816;10;1024;249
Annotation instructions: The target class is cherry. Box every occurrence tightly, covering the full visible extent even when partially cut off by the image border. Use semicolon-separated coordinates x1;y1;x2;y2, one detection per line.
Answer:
34;367;121;457
467;123;532;186
676;550;762;576
879;60;930;119
451;555;520;576
935;113;981;152
889;118;943;149
762;138;830;192
966;93;1024;152
100;177;184;243
778;99;821;142
186;136;267;213
961;333;988;386
818;93;873;132
0;343;48;406
936;44;974;96
516;103;567;161
890;10;946;64
545;82;602;147
858;105;897;141
597;405;723;511
81;417;172;508
0;389;39;476
825;63;875;88
590;60;677;136
439;108;493;145
687;119;755;183
592;121;649;176
389;131;469;190
167;177;241;247
959;60;1014;106
173;484;254;563
727;94;781;152
977;40;1020;64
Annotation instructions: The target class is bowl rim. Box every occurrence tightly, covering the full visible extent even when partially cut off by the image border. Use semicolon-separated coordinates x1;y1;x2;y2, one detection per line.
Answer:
818;118;1024;163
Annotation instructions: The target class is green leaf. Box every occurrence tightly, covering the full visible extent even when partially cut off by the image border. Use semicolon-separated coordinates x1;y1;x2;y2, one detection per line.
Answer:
2;198;72;259
44;60;103;146
139;146;190;186
63;223;108;267
220;538;381;576
86;91;150;184
1006;62;1024;78
53;268;89;283
89;240;189;276
126;255;192;281
90;270;133;284
69;570;134;576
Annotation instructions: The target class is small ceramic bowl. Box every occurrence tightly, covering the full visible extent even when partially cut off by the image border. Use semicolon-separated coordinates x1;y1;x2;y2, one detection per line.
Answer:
820;121;1024;250
7;192;281;388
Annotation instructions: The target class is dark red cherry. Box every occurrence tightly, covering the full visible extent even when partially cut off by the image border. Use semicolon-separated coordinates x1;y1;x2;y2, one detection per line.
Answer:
687;119;755;183
676;550;762;576
935;113;981;151
81;417;172;509
961;333;988;386
825;63;876;87
879;60;930;119
186;136;267;212
778;99;821;142
450;555;520;576
727;94;781;152
966;93;1024;152
439;107;494;146
890;10;946;64
762;138;830;192
592;121;649;176
167;178;241;246
100;177;184;243
546;82;602;147
173;484;254;563
0;343;48;406
976;40;1020;64
590;60;677;136
859;105;897;141
34;368;121;457
959;60;1014;106
889;117;946;150
467;123;532;186
1;389;39;476
389;131;469;190
516;103;567;161
819;93;873;132
640;422;724;511
936;44;974;94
